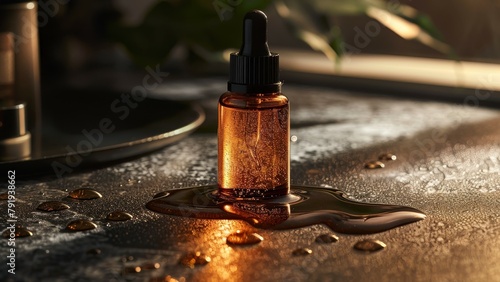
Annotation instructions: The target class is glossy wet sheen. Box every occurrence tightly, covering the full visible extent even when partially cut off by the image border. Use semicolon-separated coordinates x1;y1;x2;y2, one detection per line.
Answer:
146;185;426;234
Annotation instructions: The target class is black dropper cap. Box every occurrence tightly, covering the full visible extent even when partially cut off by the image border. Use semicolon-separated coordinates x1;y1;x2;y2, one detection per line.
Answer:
228;10;281;94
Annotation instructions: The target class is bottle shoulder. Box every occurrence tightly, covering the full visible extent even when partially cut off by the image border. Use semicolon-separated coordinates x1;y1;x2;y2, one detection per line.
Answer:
219;92;288;109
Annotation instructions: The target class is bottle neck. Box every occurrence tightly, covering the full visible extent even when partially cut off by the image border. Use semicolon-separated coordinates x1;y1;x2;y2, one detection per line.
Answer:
227;81;282;94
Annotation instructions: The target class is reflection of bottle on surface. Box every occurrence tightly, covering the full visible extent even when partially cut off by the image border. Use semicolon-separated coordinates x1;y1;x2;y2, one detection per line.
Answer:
221;201;290;228
218;10;290;199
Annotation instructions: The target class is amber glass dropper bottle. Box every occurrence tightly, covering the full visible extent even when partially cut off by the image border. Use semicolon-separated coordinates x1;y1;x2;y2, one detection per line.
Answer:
218;10;290;200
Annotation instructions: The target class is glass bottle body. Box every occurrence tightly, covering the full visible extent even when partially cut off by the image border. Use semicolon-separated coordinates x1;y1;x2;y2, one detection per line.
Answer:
218;92;290;199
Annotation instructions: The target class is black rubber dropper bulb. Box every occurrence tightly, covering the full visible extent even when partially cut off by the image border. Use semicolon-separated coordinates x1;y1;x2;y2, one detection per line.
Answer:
228;10;281;94
239;10;271;57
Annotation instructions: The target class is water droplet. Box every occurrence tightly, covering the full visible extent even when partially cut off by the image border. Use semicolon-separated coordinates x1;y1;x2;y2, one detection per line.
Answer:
141;262;161;270
292;248;312;256
2;226;33;238
65;219;97;231
122;255;134;262
123;266;141;274
315;234;339;244
150;275;185;282
146;185;426;234
226;231;263;246
37;201;70;212
33;248;50;256
364;161;385;169
291;135;298;142
106;211;133;221
353;239;386;252
153;191;170;199
68;188;102;200
87;248;101;255
378;153;397;161
179;252;211;268
306;169;321;175
0;193;8;200
122;262;160;275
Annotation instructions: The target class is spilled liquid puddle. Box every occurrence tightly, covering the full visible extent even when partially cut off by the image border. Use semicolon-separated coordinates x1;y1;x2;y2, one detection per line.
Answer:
153;191;170;199
146;185;425;234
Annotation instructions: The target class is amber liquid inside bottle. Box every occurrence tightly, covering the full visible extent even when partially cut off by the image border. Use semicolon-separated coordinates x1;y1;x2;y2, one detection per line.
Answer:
218;92;290;199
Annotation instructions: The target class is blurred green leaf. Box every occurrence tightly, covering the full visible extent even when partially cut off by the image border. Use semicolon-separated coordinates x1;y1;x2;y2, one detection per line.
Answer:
328;27;345;58
276;0;453;62
275;0;338;61
366;6;451;55
110;0;272;66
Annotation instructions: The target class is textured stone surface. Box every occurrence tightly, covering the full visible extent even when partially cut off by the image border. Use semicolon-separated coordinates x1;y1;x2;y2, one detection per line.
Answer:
1;81;500;281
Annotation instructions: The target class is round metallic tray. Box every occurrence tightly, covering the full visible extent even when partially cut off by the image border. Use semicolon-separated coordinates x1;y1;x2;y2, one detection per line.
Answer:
0;90;205;176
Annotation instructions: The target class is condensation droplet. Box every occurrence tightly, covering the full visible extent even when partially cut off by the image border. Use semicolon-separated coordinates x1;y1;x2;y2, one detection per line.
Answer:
306;169;321;175
291;135;298;142
179;252;211;268
141;262;161;270
315;234;339;244
353;239;386;252
123;266;141;274
121;255;134;262
364;161;385;169
150;275;186;282
378;153;397;161
226;231;263;246
65;219;97;231
37;201;70;212
2;226;33;238
87;248;101;255
106;211;133;221
68;188;102;200
292;248;313;256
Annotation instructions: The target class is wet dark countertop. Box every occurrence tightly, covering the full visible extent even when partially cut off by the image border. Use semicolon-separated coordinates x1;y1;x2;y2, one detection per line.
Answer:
1;79;500;281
